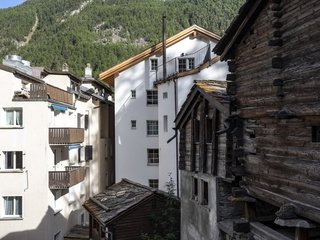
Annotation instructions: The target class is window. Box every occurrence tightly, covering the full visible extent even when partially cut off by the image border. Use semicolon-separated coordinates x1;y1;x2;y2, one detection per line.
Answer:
163;115;168;132
312;126;320;142
150;59;158;71
192;177;198;200
178;58;195;72
206;118;213;143
149;179;159;188
163;92;168;99
147;149;159;165
146;90;158;105
131;120;137;129
202;180;209;205
131;90;136;98
147;120;158;136
3;151;23;170
194;119;200;142
5;108;22;127
3;196;22;217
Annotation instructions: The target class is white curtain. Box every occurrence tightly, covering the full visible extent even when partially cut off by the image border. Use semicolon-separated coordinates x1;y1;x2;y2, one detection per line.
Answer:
6;111;13;125
15;110;22;126
4;197;14;215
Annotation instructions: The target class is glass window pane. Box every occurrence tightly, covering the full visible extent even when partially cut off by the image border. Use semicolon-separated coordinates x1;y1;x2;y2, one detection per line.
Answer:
5;152;13;169
16;197;22;216
15;110;22;126
16;152;23;169
4;197;14;215
6;111;14;125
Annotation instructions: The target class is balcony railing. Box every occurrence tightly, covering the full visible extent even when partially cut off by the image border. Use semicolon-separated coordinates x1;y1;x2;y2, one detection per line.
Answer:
49;166;86;189
30;84;73;105
49;128;84;145
156;44;211;81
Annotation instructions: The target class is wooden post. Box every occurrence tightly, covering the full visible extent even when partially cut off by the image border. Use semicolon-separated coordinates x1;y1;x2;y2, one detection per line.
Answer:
295;228;309;240
89;215;93;239
244;201;256;221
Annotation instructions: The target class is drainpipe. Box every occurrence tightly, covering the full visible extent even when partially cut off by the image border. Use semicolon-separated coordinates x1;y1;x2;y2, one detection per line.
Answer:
162;15;167;80
174;79;179;197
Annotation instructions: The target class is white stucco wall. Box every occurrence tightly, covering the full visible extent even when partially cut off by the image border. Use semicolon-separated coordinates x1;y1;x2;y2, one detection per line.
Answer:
114;34;228;193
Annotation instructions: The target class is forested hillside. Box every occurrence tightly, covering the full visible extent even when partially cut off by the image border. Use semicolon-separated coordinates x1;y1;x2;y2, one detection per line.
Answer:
0;0;244;77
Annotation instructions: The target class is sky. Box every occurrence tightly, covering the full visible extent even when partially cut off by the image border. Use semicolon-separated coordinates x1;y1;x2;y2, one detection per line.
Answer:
0;0;26;9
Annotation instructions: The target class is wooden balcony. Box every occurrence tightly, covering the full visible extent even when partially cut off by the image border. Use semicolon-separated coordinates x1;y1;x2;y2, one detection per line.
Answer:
49;128;84;145
49;166;86;189
30;83;73;105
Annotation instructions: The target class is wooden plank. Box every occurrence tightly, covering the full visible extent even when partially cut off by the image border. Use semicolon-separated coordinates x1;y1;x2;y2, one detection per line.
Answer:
250;222;292;240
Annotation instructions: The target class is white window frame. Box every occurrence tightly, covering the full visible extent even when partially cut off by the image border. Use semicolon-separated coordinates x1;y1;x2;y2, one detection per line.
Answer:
146;90;158;105
146;120;158;136
147;149;159;165
1;151;23;171
150;59;158;71
178;58;195;72
4;108;23;127
148;179;159;188
3;196;22;218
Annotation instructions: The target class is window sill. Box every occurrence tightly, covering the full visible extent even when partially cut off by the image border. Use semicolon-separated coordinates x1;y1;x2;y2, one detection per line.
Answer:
147;163;159;166
0;170;24;173
146;135;158;137
0;217;23;221
0;126;24;129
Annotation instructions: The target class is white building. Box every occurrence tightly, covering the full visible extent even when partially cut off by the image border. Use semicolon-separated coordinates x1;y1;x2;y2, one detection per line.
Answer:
99;25;227;194
0;56;114;240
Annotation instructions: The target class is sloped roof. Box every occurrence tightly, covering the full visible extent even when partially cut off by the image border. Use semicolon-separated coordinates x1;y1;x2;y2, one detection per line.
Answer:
175;80;229;127
83;179;167;226
99;25;221;86
0;64;43;83
213;0;268;60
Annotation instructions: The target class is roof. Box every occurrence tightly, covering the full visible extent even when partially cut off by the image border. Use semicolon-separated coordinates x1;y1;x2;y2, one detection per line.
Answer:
99;25;221;86
0;64;43;83
83;179;170;226
213;0;268;60
175;80;229;127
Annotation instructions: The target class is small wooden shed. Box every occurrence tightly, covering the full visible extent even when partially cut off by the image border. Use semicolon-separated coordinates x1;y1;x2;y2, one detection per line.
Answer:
83;179;179;240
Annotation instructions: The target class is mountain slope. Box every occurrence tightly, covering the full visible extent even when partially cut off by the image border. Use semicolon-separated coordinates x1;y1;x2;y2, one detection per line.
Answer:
0;0;244;77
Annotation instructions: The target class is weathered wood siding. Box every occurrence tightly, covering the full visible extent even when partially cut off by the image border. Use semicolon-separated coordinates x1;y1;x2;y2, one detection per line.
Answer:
230;0;320;223
179;98;228;177
110;196;166;240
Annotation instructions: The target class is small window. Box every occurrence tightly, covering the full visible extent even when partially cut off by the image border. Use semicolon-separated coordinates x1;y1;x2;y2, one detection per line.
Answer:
188;58;195;69
163;115;168;132
5;108;22;127
147;120;158;136
131;120;137;129
178;59;187;72
147;149;159;165
312;126;320;142
202;180;209;205
163;92;168;99
3;196;22;217
146;90;158;105
85;145;93;161
192;177;198;200
131;90;136;98
149;179;159;188
3;151;23;170
150;59;158;71
84;114;89;130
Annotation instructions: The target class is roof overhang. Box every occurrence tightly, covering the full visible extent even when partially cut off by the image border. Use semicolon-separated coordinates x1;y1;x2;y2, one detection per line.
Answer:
99;25;221;86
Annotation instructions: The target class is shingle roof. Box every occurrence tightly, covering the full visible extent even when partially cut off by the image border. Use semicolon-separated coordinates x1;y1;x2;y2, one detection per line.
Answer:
83;179;160;226
175;80;229;127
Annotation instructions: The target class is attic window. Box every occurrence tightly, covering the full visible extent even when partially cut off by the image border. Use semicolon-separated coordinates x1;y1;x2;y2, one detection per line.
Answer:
312;126;320;142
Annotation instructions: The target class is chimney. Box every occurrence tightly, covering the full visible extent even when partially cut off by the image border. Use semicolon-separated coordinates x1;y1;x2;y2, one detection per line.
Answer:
62;63;69;72
85;63;92;78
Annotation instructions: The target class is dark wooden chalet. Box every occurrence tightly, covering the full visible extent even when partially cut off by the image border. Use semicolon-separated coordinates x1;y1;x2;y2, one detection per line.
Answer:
175;80;233;239
214;0;320;239
83;179;179;240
